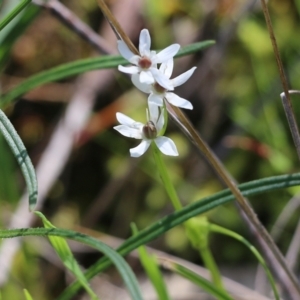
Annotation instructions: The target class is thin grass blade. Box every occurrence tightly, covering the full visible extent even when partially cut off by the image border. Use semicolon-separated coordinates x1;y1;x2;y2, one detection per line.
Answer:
0;0;31;31
158;258;233;300
132;223;170;300
0;109;38;210
0;227;144;300
23;289;33;300
35;212;99;300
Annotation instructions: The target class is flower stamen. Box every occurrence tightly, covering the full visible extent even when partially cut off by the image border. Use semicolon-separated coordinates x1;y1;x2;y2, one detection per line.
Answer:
143;121;157;139
153;82;167;94
138;57;152;69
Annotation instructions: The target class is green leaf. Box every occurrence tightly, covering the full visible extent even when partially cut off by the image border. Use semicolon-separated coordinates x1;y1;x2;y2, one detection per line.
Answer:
0;133;20;202
0;109;38;210
209;224;280;300
23;289;33;300
0;227;143;300
58;172;300;299
160;260;233;300
0;5;40;70
0;0;31;31
0;40;215;108
132;223;170;300
35;212;98;300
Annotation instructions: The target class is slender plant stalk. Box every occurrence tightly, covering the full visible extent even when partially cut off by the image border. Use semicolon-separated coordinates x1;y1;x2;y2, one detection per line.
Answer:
260;0;300;160
209;224;280;300
280;91;300;150
96;0;138;55
151;143;227;296
95;1;300;297
151;143;182;211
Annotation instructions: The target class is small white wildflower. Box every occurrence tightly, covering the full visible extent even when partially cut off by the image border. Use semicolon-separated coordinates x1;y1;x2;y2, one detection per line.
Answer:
114;103;178;157
131;59;196;110
117;29;180;91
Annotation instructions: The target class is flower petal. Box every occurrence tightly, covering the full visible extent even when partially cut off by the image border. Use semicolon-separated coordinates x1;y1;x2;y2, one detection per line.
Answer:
151;68;174;91
118;65;139;74
153;44;180;64
156;107;165;132
165;92;193;109
130;140;151;157
139;29;151;56
116;112;136;126
148;101;160;123
171;67;197;87
117;40;135;61
155;136;178;156
131;74;152;93
159;59;173;79
140;70;154;84
148;93;164;106
114;125;142;139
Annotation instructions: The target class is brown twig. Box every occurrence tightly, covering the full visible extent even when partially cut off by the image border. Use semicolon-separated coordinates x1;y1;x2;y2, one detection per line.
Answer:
260;0;300;161
32;0;114;54
96;0;138;55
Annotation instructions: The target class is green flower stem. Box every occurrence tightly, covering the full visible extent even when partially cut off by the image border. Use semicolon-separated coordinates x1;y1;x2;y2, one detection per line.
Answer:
209;224;280;300
185;218;226;295
151;142;182;211
0;0;31;31
151;143;228;297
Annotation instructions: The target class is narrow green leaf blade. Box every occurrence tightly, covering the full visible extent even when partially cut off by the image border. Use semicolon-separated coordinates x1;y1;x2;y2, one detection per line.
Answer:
35;212;98;300
160;259;233;300
176;40;215;58
0;0;31;31
23;289;33;300
0;227;144;300
0;5;40;70
132;224;170;300
0;109;38;210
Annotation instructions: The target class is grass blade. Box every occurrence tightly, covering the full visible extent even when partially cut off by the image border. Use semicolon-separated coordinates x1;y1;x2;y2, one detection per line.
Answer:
0;227;144;300
35;212;99;300
23;289;33;300
132;223;170;300
0;109;37;210
158;258;233;300
0;0;31;31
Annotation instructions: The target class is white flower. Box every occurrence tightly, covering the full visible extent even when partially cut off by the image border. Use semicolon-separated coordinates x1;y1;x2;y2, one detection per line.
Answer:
132;59;196;110
114;104;178;157
117;29;180;91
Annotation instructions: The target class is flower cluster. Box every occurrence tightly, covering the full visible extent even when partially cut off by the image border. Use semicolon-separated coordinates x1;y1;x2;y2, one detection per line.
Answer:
114;29;196;157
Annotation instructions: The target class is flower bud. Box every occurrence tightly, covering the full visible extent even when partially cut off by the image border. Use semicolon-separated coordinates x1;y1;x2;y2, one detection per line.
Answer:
142;121;157;139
